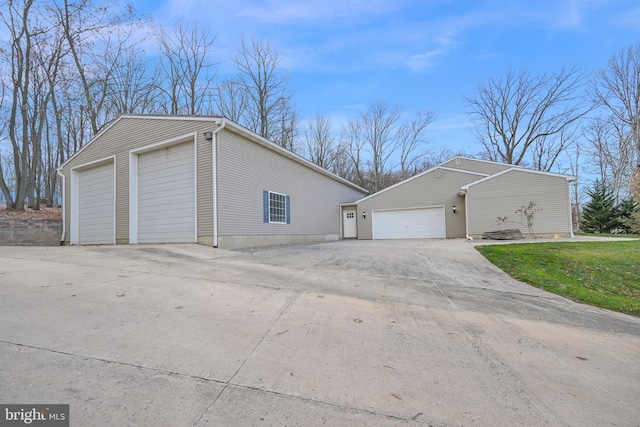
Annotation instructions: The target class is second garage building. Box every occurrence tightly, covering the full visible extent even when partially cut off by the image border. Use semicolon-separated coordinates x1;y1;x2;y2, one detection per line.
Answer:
350;156;575;240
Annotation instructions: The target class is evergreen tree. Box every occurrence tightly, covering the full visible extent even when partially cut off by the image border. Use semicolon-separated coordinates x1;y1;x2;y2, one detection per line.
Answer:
618;199;640;234
580;180;619;233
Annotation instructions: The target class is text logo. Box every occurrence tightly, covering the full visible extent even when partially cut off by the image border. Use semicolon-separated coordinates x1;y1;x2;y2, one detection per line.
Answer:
0;405;68;427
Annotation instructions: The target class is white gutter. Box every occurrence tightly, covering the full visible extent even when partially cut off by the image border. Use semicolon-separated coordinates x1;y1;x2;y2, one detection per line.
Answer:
568;181;575;238
464;192;473;240
56;169;66;244
210;119;226;248
456;187;472;240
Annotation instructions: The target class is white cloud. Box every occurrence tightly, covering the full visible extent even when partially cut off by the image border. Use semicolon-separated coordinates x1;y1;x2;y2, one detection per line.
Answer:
406;36;456;72
140;0;640;80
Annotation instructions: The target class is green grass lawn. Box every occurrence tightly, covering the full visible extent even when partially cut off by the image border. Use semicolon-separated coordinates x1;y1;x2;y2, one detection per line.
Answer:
476;241;640;317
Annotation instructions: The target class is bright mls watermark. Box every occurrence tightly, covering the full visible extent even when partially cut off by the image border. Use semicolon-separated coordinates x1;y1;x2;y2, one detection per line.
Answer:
0;405;68;427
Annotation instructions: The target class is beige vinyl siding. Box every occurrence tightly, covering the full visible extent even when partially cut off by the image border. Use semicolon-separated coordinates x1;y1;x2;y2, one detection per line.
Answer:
216;129;366;238
61;117;214;244
357;169;481;239
197;132;213;241
466;170;572;237
440;157;516;175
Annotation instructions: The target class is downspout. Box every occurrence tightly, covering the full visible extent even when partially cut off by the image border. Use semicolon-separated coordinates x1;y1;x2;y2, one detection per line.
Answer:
459;188;472;240
211;119;226;248
465;202;472;240
56;169;66;245
568;180;575;238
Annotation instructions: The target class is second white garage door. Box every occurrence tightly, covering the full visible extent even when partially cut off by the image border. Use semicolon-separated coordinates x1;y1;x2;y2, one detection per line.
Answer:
77;162;115;245
372;207;446;239
137;142;196;243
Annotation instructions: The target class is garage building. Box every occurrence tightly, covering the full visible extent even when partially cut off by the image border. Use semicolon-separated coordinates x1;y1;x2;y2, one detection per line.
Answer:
351;157;575;240
58;115;367;249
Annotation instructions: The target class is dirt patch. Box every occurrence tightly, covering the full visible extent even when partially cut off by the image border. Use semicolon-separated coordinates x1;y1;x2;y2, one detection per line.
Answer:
0;204;62;220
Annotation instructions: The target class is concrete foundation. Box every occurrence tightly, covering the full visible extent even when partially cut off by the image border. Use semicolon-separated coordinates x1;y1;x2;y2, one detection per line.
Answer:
217;234;340;250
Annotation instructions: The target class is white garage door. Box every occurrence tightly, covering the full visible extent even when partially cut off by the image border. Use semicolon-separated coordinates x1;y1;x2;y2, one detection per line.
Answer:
373;207;446;239
78;162;115;245
138;142;195;243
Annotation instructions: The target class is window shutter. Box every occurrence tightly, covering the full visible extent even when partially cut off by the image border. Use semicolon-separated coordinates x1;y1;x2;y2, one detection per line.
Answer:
263;190;269;223
286;195;291;224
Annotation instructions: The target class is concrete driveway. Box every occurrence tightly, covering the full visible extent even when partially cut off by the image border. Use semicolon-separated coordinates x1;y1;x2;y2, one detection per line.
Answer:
0;240;638;426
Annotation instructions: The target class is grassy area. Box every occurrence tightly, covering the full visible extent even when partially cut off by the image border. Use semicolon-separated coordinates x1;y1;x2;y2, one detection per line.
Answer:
476;241;640;317
575;232;639;239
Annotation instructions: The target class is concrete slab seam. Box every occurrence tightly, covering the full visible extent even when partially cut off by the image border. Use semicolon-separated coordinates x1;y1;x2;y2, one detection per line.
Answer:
220;382;423;424
192;296;298;426
0;339;225;385
427;279;458;310
440;282;557;300
412;248;467;287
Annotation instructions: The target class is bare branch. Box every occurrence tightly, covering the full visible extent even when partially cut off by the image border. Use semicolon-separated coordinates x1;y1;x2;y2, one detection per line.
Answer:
592;43;640;200
156;20;217;115
233;36;295;147
465;66;591;171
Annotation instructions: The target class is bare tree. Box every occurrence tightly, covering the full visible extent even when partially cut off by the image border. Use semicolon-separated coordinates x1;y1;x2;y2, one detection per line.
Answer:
565;142;583;230
0;65;11;205
465;66;590;171
397;110;435;180
584;116;636;203
341;119;367;189
215;78;248;122
361;100;402;192
0;64;10;204
330;141;355;181
593;44;640;200
56;0;137;134
272;99;299;152
303;114;337;169
340;100;434;193
233;36;295;147
531;125;579;172
0;0;65;210
156;20;217;115
0;0;154;209
41;22;71;207
107;44;162;115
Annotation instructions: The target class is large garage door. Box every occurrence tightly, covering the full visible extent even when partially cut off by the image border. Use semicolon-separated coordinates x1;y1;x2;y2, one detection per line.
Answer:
78;162;115;245
138;142;195;243
372;207;446;239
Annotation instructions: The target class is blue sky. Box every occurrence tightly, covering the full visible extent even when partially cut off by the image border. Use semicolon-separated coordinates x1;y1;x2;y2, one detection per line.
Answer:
140;0;638;159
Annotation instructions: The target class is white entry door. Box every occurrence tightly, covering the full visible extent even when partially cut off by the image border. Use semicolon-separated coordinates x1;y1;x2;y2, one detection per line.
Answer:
343;210;357;238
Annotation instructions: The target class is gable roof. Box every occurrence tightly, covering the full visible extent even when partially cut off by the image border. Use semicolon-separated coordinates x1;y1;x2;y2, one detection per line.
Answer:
353;155;577;203
444;156;524;169
58;114;367;194
354;166;488;203
459;167;577;192
58;114;224;170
